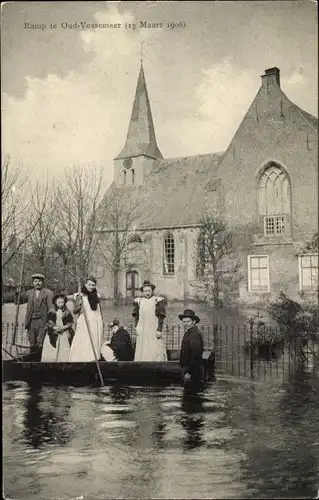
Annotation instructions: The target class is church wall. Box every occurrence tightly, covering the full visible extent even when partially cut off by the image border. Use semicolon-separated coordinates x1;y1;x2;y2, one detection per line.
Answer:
214;80;318;305
218;84;318;242
94;228;202;301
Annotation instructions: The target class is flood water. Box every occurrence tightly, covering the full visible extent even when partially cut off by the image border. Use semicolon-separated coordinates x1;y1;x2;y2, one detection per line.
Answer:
3;373;319;500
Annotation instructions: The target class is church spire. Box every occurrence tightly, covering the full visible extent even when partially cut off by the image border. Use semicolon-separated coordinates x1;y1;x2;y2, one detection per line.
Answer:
115;63;163;160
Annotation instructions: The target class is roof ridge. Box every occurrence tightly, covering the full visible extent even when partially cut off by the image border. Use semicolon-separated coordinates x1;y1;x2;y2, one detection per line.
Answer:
280;89;318;134
162;151;224;162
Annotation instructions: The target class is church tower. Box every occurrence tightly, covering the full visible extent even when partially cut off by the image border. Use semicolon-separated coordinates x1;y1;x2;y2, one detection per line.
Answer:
114;63;163;187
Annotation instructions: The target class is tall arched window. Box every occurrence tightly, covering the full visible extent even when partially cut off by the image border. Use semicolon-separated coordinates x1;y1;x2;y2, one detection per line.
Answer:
258;163;291;235
131;169;135;185
163;232;175;275
123;170;127;185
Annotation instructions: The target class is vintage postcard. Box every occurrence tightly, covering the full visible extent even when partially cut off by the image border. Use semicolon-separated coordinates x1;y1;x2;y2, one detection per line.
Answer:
2;1;318;499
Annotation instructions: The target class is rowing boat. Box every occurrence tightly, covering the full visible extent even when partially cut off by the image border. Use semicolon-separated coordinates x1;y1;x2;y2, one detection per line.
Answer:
2;349;215;387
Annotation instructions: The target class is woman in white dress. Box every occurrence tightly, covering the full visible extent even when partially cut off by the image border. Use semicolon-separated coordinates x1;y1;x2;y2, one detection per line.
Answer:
132;280;167;362
69;276;104;362
41;293;74;362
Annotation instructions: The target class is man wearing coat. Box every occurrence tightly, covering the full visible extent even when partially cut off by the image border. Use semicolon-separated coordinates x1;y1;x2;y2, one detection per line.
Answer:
24;270;54;357
178;309;204;385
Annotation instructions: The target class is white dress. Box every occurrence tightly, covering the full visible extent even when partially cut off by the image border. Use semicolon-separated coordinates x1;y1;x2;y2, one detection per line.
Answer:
134;296;167;362
69;293;104;362
41;309;70;362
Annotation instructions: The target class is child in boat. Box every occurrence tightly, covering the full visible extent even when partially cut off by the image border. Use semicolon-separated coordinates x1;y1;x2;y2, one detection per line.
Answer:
101;319;134;361
41;292;74;362
132;280;167;362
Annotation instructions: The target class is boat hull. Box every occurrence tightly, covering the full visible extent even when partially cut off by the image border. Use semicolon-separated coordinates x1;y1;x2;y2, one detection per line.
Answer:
2;349;215;387
2;360;185;386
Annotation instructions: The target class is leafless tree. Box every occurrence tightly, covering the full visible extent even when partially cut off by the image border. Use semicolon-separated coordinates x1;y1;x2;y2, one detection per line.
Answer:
95;187;141;304
53;164;107;289
195;213;242;308
2;156;50;270
26;182;62;287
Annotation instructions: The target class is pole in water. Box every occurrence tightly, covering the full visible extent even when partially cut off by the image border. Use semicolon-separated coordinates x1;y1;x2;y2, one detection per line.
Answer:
82;306;104;386
12;238;27;354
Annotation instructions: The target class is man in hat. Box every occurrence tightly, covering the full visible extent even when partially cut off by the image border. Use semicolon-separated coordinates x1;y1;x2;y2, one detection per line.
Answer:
178;309;204;385
101;319;134;362
24;269;54;358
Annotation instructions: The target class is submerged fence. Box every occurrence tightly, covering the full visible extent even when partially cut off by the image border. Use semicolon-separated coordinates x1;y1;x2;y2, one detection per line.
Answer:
2;321;319;381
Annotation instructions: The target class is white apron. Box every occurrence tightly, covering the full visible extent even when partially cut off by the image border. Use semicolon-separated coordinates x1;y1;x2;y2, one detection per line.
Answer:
134;296;167;362
69;294;104;362
101;343;116;362
41;309;70;362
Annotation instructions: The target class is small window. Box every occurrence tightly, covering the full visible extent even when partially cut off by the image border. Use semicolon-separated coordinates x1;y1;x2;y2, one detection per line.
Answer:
299;254;319;292
123;170;127;185
163;232;175;275
264;215;285;235
131;169;135;185
248;255;270;292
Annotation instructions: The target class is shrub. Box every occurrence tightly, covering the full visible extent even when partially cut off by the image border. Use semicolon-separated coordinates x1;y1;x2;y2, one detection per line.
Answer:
268;292;318;343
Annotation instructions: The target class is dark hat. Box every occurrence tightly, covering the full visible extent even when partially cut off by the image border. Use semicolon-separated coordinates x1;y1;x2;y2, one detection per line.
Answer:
178;309;200;324
53;292;68;304
109;318;120;328
32;267;45;280
140;280;155;292
86;275;97;284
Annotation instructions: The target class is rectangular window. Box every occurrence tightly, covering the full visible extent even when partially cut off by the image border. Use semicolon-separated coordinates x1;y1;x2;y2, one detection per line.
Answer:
248;255;270;292
299;254;319;292
264;215;285;235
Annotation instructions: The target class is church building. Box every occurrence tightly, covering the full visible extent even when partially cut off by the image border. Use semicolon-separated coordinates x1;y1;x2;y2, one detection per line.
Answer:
93;64;318;306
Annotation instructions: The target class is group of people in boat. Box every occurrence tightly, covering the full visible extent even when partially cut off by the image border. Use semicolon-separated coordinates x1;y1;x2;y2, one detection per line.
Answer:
23;269;205;383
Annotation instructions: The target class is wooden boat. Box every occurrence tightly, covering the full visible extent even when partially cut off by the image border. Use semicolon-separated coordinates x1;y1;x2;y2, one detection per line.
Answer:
2;349;216;387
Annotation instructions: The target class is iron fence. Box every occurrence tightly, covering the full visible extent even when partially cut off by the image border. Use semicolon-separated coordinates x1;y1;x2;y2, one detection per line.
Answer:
2;321;319;381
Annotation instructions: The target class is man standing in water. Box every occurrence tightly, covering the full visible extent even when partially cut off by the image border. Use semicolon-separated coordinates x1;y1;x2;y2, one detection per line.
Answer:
178;309;204;386
24;269;54;358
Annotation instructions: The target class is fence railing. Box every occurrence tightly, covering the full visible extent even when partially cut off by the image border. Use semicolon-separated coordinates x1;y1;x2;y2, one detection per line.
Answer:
2;322;319;381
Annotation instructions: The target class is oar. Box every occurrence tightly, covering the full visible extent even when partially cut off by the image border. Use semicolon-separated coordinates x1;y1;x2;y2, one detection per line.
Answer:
76;280;104;387
12;238;26;352
82;303;104;386
55;335;61;362
2;346;19;360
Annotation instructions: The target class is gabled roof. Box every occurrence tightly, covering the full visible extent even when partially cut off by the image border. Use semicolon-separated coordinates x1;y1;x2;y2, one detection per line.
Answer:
115;64;163;160
99;153;223;231
220;72;318;159
292;103;318;132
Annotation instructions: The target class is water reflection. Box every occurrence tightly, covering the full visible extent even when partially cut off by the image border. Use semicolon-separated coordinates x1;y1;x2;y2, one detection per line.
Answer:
181;390;205;451
236;372;319;500
109;384;135;404
23;385;72;449
3;375;319;500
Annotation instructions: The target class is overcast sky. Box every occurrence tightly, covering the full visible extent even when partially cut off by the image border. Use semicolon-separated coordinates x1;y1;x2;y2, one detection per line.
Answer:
2;0;318;187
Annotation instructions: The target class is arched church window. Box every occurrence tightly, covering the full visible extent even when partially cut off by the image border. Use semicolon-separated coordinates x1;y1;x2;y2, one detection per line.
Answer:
131;169;135;185
123;170;127;185
163;232;175;275
258;163;291;235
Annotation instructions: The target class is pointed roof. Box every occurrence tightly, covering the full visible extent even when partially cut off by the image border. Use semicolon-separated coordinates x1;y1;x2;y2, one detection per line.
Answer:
115;64;163;160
